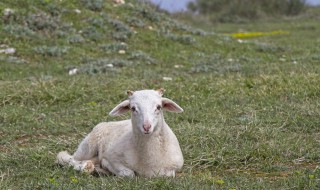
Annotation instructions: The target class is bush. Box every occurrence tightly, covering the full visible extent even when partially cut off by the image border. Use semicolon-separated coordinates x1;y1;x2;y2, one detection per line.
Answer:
188;0;307;22
26;11;60;31
260;0;306;16
33;46;70;57
81;0;104;11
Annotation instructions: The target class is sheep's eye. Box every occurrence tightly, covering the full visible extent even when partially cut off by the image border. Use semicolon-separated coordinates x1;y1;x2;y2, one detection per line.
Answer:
156;105;161;110
131;107;136;112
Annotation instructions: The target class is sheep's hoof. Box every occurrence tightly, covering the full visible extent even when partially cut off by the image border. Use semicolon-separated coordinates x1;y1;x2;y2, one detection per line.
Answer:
82;160;95;174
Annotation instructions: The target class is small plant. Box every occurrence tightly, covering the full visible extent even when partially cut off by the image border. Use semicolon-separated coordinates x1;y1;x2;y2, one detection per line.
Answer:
129;50;156;64
81;0;104;11
99;43;128;53
108;19;132;33
108;19;133;41
137;7;162;22
255;43;286;53
79;57;132;74
42;1;62;17
0;56;27;64
26;11;60;31
87;17;105;28
33;46;70;57
190;54;241;74
163;19;207;36
165;34;196;45
3;24;36;38
67;34;85;44
108;19;129;32
112;31;130;41
81;26;104;42
126;17;145;28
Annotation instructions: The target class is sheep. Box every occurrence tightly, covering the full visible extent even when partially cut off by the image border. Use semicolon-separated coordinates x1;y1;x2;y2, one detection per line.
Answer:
56;88;184;177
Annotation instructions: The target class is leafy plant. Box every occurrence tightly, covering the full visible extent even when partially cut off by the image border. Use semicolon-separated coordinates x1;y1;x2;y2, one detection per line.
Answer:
33;46;70;57
81;0;104;11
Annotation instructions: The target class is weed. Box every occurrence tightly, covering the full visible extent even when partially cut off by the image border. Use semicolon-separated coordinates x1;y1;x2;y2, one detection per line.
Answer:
26;11;60;31
165;34;196;45
33;46;70;57
108;19;132;33
87;17;105;28
67;34;85;44
126;16;145;28
99;42;128;53
163;19;207;36
129;50;156;64
81;0;104;11
0;56;27;64
81;26;104;42
137;7;163;22
112;31;130;41
3;24;36;38
79;57;132;74
108;19;133;41
254;43;286;53
190;54;241;74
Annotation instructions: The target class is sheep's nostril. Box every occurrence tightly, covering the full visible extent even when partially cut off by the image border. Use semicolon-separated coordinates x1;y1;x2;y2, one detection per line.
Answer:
143;124;151;132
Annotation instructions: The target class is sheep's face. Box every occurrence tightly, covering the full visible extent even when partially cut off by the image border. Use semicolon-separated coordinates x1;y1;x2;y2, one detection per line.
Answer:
129;90;163;134
109;89;183;135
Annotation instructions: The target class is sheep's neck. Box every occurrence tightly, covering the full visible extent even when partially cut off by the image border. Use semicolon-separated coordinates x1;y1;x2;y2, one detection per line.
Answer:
133;118;168;159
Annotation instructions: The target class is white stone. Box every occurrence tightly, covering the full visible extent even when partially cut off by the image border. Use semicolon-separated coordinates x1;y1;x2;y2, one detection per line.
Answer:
68;68;78;75
0;48;16;54
3;8;14;16
163;77;172;81
113;0;125;5
118;50;126;54
74;9;81;14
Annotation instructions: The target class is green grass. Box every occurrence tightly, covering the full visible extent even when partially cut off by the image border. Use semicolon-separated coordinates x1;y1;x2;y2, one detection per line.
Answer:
1;0;320;189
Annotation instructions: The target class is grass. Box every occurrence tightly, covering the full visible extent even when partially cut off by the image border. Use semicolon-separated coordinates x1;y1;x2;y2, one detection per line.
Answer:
0;0;320;189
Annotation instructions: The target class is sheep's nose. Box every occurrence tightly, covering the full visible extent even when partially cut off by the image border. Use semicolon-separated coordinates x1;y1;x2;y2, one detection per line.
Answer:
143;122;151;133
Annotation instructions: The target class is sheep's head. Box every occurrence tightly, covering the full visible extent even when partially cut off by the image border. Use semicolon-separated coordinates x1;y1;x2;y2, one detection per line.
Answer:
109;89;183;135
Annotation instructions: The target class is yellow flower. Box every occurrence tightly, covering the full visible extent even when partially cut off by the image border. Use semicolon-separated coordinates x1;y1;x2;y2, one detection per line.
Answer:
215;179;225;185
229;30;289;39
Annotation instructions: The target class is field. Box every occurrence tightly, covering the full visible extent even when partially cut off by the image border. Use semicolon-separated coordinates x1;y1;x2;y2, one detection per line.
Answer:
0;0;319;189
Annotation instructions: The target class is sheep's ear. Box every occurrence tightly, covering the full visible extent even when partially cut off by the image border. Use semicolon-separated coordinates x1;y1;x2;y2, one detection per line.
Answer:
109;100;130;116
156;88;165;96
162;98;183;113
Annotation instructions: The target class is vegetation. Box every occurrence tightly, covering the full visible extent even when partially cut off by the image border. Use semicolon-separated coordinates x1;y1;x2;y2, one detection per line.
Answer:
188;0;307;22
0;0;319;189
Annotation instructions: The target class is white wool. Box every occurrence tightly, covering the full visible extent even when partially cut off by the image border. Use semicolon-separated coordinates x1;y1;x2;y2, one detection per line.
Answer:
56;89;184;177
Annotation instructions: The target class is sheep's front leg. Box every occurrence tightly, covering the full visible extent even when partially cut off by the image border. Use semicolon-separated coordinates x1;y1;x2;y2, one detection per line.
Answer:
101;158;135;177
56;151;95;173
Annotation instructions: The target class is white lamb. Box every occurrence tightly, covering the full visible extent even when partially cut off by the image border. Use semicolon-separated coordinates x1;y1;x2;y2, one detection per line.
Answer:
56;88;184;177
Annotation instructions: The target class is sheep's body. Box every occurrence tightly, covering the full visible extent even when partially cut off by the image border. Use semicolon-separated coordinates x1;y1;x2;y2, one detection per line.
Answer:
57;89;184;177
